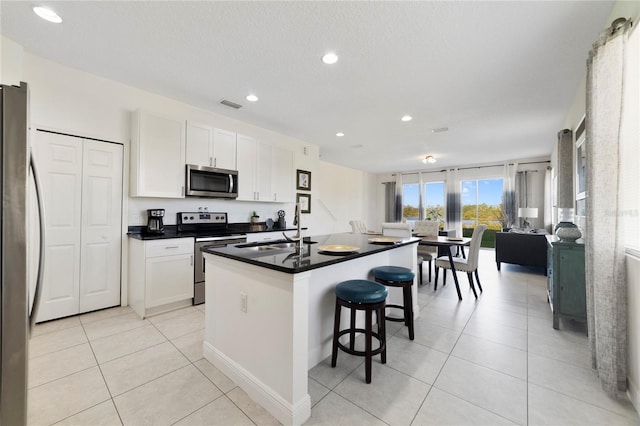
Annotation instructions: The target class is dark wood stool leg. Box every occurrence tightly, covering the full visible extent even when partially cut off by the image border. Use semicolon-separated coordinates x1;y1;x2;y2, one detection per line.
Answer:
419;262;423;286
349;308;356;350
467;272;478;299
331;299;341;367
404;286;414;340
365;308;372;384
443;269;447;286
379;306;386;364
428;260;432;283
474;269;483;292
434;266;439;291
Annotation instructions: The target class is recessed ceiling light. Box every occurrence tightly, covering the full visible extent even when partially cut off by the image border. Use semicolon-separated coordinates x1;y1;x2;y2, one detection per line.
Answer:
322;52;339;65
336;132;344;137
246;94;258;102
401;115;413;122
33;6;62;23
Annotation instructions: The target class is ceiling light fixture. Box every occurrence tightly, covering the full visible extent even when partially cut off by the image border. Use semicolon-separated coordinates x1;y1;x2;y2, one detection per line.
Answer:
336;132;344;137
422;155;436;164
246;94;258;102
401;115;413;122
322;52;339;65
33;6;62;23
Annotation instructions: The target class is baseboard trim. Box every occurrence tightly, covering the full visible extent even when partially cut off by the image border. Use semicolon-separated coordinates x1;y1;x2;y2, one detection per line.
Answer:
203;341;311;426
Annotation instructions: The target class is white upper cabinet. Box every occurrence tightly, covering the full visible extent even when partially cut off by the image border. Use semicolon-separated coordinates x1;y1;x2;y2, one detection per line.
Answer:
185;121;211;167
185;122;237;170
236;133;294;203
212;128;237;170
131;110;186;198
236;133;258;201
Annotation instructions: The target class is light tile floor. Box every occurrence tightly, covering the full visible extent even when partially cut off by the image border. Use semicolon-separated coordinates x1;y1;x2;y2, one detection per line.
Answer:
27;250;640;425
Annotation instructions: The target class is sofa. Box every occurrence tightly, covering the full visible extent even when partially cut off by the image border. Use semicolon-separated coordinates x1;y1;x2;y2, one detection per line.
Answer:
495;230;549;273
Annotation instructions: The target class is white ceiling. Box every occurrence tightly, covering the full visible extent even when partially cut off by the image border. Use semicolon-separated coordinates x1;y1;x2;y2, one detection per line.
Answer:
1;1;614;173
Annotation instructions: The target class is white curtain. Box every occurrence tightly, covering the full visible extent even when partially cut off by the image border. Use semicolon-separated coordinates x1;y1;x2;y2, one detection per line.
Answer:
585;17;633;397
502;163;518;229
445;168;461;237
543;166;553;232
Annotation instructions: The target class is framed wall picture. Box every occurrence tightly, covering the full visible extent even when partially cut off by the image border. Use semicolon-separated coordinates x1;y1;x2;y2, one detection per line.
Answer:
297;193;311;213
296;169;312;191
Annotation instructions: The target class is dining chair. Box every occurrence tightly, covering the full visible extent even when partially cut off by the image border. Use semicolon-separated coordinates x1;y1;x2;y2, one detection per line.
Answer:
434;224;488;299
381;223;423;285
413;220;439;284
349;220;368;234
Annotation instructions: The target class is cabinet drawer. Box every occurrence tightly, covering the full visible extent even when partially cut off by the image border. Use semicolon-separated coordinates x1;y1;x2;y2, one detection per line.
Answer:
145;238;194;258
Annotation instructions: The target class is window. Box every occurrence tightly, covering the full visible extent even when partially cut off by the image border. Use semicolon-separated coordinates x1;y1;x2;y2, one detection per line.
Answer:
402;183;420;221
402;180;445;226
423;182;445;228
461;178;504;247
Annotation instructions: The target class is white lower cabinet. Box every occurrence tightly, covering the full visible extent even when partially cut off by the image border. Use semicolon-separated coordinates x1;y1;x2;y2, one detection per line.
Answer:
129;237;194;318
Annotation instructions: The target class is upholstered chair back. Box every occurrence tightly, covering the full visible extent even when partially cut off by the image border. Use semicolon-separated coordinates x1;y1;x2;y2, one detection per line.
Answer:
349;220;368;233
413;220;439;236
466;224;488;270
381;222;412;238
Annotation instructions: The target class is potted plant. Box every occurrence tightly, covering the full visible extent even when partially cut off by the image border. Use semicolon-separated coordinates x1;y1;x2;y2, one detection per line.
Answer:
251;211;260;224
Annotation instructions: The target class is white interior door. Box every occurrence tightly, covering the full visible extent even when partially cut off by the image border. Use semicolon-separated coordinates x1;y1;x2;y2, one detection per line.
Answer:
35;132;82;322
79;140;123;313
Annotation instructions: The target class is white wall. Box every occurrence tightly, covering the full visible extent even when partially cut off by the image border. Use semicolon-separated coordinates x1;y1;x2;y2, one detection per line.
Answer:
1;36;24;85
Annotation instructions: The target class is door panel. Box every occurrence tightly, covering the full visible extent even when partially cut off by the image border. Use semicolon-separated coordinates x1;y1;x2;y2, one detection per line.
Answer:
35;132;82;322
79;140;123;313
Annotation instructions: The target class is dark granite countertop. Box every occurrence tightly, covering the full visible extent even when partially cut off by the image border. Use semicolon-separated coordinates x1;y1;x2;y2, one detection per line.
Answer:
127;224;304;240
201;232;420;274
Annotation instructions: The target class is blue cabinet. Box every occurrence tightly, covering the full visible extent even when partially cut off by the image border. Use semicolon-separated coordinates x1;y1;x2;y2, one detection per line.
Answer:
546;236;586;330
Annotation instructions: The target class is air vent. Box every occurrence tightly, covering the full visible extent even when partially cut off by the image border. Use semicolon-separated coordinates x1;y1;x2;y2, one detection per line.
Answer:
220;99;242;109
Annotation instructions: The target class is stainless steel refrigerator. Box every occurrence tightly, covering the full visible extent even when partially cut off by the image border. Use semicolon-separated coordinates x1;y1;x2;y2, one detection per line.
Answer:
0;82;45;425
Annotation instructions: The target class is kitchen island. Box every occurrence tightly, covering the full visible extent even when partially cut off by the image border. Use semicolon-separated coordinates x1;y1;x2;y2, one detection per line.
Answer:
201;233;419;425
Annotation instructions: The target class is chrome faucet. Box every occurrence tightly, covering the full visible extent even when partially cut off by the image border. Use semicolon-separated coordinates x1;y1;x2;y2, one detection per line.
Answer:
283;203;303;252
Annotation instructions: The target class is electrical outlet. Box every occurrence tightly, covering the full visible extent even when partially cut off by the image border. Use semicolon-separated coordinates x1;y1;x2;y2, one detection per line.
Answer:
240;292;247;313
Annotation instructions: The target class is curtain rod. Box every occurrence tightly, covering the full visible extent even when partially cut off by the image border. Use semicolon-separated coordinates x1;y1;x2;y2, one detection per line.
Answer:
392;160;551;176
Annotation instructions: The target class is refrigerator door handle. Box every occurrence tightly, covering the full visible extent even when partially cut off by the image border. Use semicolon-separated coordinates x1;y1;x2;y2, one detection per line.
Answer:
29;152;46;332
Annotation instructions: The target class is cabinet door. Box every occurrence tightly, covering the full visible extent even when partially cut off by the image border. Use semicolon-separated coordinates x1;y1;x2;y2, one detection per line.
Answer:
145;253;194;308
271;146;294;202
79;140;123;313
34;132;82;322
558;248;586;317
131;110;186;198
236;134;257;201
256;141;272;201
186;121;213;167
212;128;237;170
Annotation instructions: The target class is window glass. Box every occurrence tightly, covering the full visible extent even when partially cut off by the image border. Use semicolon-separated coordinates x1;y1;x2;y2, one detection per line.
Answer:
461;178;504;247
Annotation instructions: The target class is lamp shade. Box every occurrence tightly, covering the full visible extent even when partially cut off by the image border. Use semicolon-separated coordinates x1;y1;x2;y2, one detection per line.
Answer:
518;207;538;218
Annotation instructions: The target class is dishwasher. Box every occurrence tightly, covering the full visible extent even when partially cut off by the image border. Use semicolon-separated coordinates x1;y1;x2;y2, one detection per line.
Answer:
194;235;246;304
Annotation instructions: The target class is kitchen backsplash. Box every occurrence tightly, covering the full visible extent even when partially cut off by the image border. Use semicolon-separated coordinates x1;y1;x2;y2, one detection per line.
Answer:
128;197;296;226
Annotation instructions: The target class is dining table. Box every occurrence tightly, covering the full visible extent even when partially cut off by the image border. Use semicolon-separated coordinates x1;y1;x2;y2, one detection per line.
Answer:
417;235;472;300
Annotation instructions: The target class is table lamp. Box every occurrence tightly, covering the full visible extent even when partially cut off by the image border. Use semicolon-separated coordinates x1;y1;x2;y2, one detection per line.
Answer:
518;207;538;230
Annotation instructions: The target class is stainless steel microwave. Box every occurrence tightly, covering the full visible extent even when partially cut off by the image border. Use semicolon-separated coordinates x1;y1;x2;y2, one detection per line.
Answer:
185;164;238;198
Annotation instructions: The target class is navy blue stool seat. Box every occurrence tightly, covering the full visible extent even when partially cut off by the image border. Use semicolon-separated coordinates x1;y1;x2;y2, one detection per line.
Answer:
372;266;416;340
331;279;387;384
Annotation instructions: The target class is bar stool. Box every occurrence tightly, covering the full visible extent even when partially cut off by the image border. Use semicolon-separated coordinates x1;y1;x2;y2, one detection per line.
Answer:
331;279;387;384
371;266;415;340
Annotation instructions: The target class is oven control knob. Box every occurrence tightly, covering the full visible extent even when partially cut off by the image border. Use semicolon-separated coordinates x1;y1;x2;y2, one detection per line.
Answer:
190;216;194;220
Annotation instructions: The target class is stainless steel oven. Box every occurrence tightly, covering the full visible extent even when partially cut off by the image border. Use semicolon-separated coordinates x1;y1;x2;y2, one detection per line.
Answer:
194;235;246;304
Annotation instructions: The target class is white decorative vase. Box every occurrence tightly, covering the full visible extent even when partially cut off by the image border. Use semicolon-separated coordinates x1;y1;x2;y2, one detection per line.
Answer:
251;216;260;224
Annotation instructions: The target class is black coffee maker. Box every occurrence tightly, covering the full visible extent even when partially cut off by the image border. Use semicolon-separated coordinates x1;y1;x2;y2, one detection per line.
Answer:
146;209;165;234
